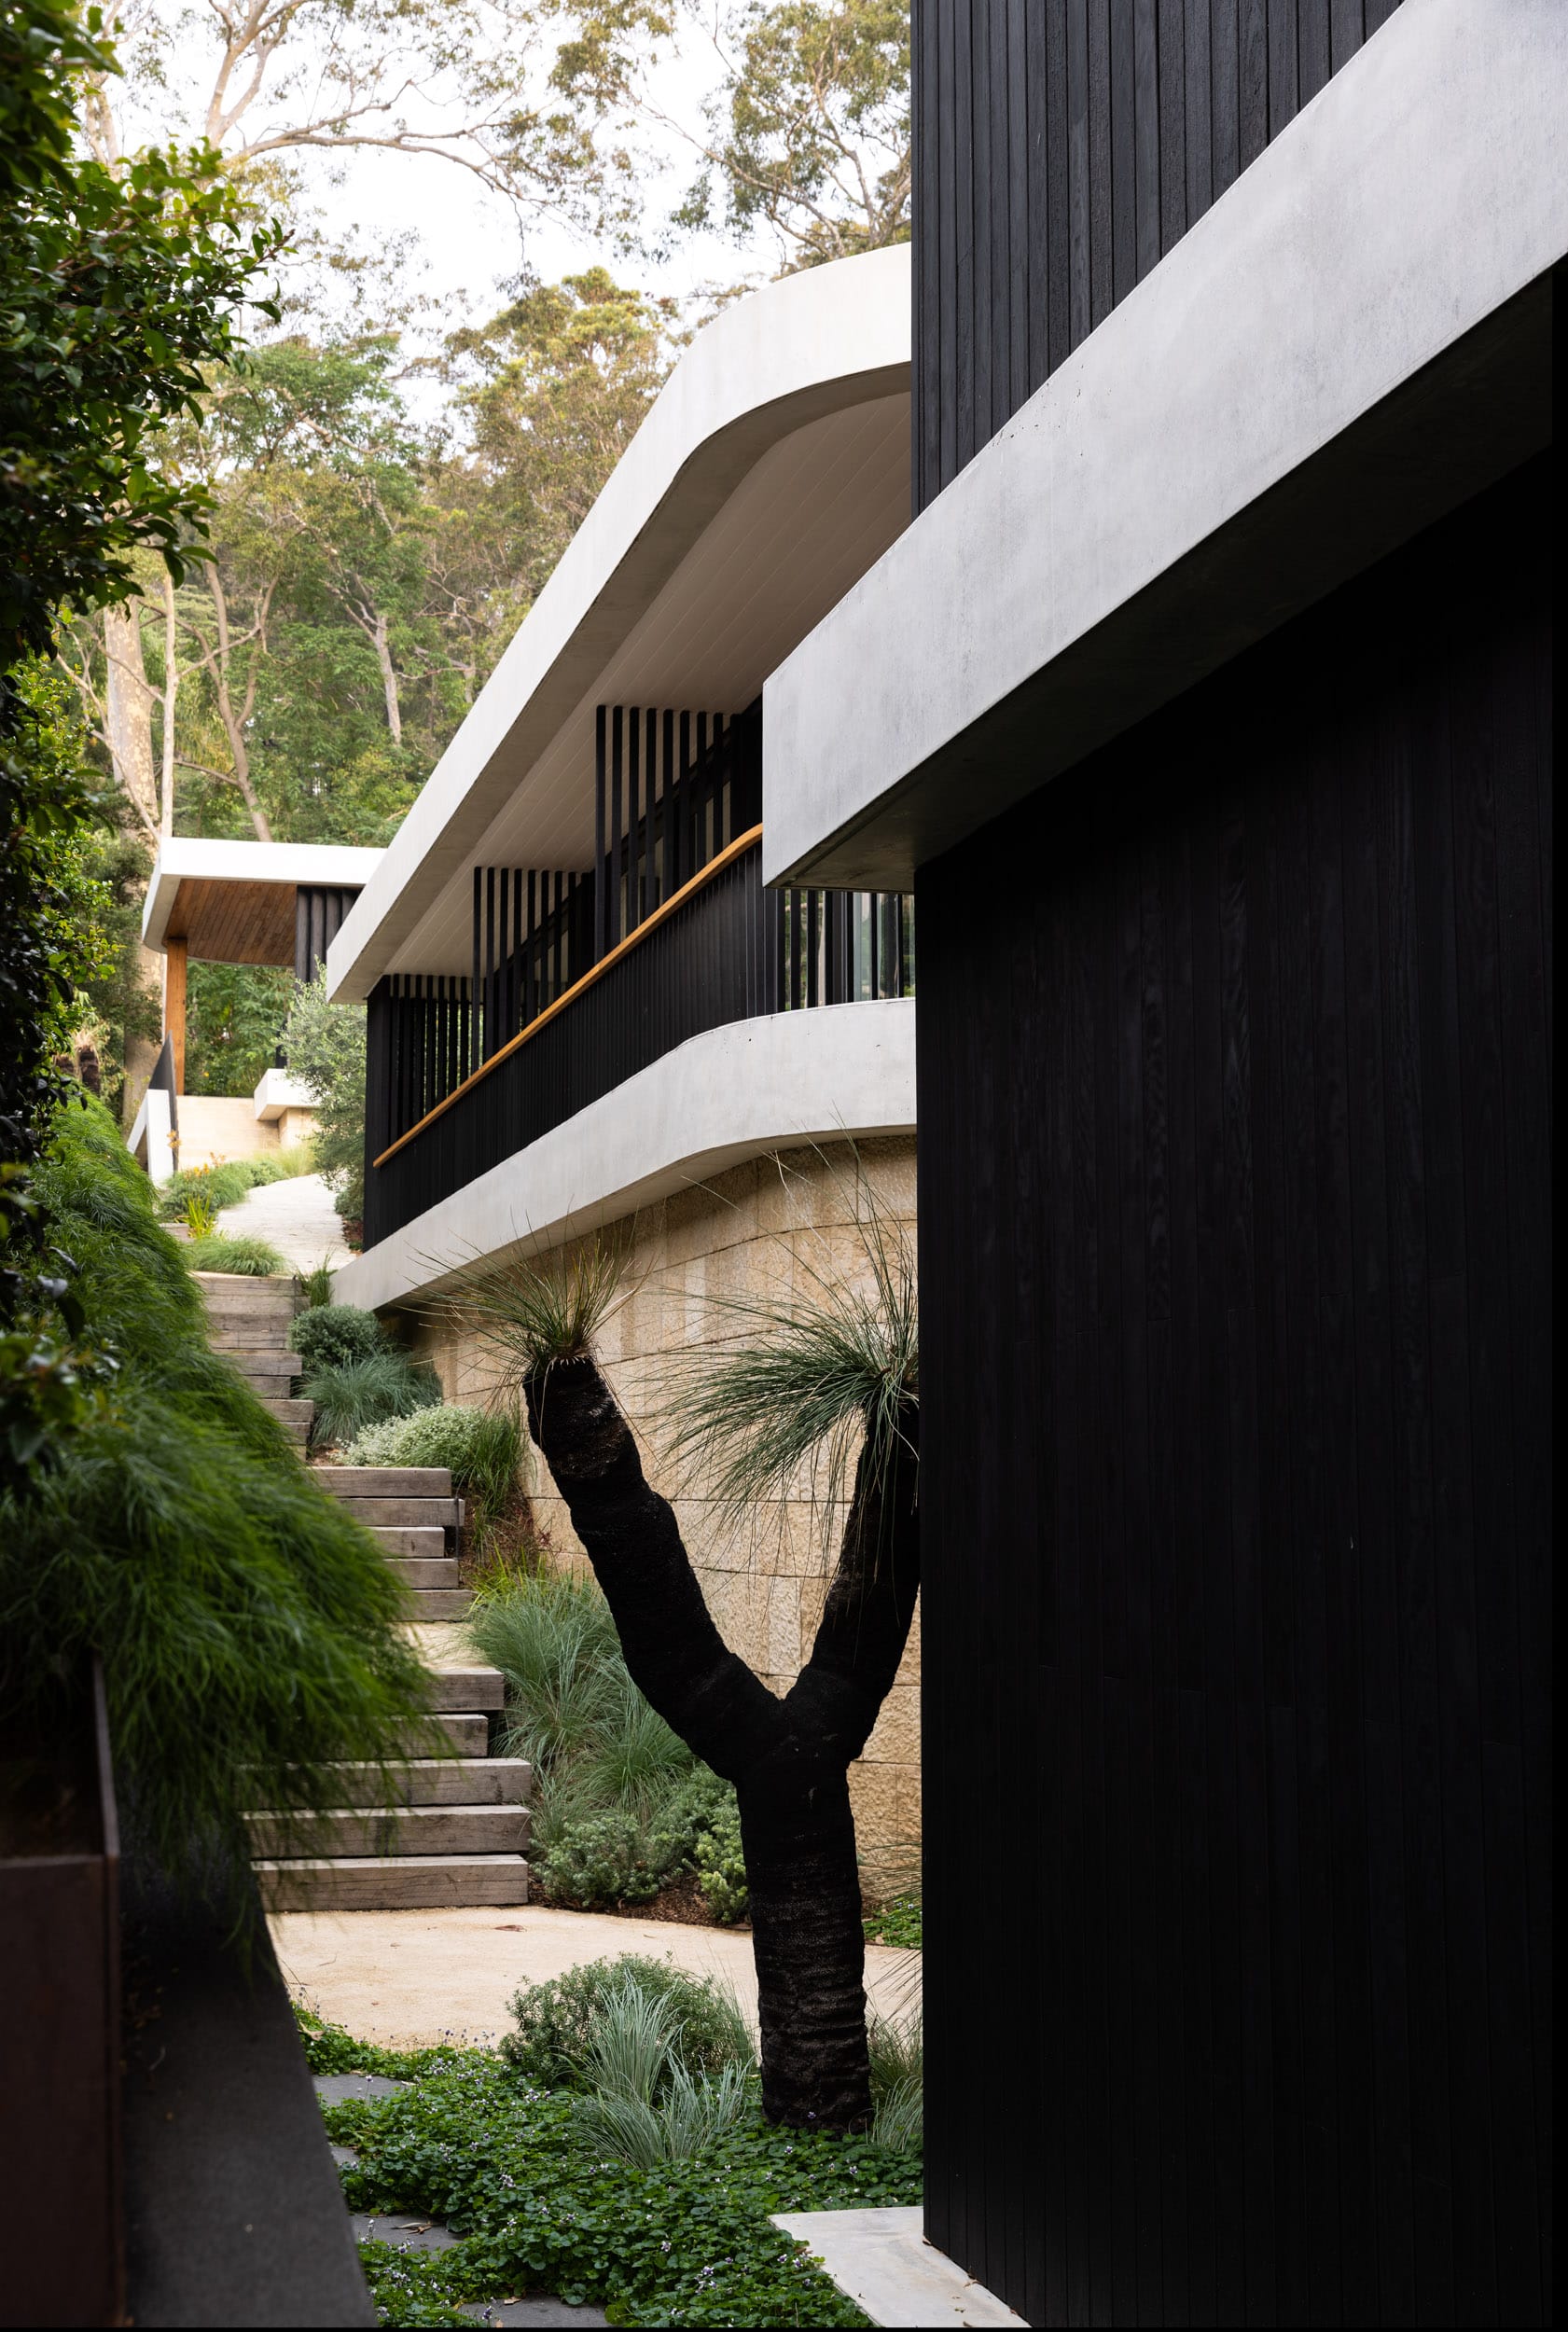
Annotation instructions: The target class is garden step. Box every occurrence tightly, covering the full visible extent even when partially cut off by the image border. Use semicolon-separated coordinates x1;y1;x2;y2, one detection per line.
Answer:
233;1370;299;1401
248;1803;529;1858
371;1526;448;1558
388;1559;461;1588
425;1666;505;1713
208;1323;299;1351
334;1497;463;1528
411;1713;490;1756
192;1287;300;1306
217;1344;298;1370
313;1757;531;1809
311;1465;453;1496
256;1853;528;1912
262;1397;315;1424
275;1420;310;1445
406;1589;473;1621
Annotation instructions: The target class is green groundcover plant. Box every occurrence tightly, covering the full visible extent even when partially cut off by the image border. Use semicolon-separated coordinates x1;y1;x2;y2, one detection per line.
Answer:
340;1403;527;1553
157;1150;313;1220
0;1098;428;1892
287;1302;439;1447
182;1232;288;1275
298;1996;920;2329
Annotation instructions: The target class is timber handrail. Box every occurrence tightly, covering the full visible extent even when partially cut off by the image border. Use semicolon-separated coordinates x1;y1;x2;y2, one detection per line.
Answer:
373;824;765;1167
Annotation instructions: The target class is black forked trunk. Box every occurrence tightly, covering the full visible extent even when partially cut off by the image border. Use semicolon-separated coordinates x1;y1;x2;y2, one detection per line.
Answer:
524;1354;919;2128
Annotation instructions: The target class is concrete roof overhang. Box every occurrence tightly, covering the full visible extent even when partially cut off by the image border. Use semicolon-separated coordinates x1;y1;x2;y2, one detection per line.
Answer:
140;838;385;964
325;245;912;1002
763;0;1565;892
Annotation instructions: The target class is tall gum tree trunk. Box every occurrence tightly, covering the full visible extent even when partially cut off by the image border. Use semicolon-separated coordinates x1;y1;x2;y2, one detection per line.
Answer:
104;604;166;1124
524;1355;919;2128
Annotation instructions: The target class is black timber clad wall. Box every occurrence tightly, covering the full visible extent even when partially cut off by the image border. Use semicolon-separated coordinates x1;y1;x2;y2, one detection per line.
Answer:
915;459;1553;2325
911;0;1407;511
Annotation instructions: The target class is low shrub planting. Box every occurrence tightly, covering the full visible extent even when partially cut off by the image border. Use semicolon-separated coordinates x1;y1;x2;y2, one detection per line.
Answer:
467;1571;748;1919
301;1979;920;2328
288;1303;440;1447
0;1099;428;1894
340;1403;526;1558
182;1232;289;1276
501;1955;753;2089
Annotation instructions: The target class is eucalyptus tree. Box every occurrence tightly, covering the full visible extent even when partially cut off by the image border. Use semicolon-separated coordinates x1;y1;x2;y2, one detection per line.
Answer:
545;0;911;268
452;1197;919;2130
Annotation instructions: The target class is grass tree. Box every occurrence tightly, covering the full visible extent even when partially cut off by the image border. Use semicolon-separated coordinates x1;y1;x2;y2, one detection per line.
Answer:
451;1185;918;2131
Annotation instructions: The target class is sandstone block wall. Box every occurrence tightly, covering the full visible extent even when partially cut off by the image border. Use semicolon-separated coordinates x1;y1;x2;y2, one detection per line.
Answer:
414;1136;921;1890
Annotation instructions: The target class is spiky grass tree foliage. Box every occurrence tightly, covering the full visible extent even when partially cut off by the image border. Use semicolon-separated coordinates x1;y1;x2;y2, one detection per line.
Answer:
0;1098;429;1897
448;1188;918;2131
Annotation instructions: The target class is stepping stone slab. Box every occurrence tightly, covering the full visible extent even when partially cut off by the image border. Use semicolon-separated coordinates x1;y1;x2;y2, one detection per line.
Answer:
371;1527;449;1557
424;1668;505;1713
388;1559;462;1588
336;1498;462;1527
407;1589;474;1621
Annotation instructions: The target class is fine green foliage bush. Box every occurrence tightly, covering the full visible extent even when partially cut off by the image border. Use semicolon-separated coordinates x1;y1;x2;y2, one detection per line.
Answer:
467;1571;748;1914
867;2010;923;2154
0;1099;428;1894
299;1259;336;1309
288;1303;385;1369
183;1232;289;1276
307;2017;918;2327
305;1351;440;1448
500;1955;754;2090
573;1975;753;2169
341;1403;525;1532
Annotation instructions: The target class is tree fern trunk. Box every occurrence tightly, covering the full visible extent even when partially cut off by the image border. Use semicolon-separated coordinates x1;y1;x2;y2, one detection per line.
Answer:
524;1356;918;2131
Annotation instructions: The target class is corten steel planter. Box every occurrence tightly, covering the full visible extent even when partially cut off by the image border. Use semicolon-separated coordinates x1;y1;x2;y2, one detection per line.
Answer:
0;1659;124;2328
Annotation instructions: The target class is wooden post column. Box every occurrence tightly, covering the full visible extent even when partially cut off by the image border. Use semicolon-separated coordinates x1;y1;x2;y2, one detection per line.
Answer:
163;937;187;1093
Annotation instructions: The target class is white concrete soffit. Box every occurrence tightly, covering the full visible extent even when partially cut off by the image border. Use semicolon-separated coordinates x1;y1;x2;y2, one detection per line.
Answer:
326;247;910;1004
140;838;384;951
333;997;916;1312
764;0;1565;892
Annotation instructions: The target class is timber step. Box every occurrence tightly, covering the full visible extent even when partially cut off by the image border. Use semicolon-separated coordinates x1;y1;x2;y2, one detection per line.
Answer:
389;1559;461;1589
405;1589;474;1621
257;1853;530;1912
371;1526;449;1558
303;1756;531;1809
192;1274;529;1913
248;1803;529;1858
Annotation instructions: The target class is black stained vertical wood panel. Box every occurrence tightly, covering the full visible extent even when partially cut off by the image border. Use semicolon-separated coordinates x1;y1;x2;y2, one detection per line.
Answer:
915;462;1552;2325
912;0;1401;509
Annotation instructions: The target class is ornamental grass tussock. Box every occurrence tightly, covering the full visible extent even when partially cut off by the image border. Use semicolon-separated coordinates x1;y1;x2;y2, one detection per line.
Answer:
299;1986;921;2329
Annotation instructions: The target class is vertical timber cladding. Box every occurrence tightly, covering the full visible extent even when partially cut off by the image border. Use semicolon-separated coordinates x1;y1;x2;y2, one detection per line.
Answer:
910;0;1408;511
916;461;1552;2325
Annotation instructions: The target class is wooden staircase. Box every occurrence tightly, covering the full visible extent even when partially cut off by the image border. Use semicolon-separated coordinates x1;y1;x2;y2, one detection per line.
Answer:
194;1273;530;1910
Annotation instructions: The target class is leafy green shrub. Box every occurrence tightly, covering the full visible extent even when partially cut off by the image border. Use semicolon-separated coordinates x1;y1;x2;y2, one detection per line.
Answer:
183;1232;289;1276
691;1788;749;1924
304;1350;440;1448
341;1403;524;1520
500;1954;754;2090
299;1259;336;1309
288;1303;384;1368
538;1808;675;1909
182;1185;218;1237
0;1098;427;1894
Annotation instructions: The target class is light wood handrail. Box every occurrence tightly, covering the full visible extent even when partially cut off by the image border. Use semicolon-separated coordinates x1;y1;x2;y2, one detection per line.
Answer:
372;824;765;1167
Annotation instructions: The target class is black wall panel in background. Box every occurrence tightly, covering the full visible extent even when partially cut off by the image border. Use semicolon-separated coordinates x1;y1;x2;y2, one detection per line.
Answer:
915;460;1552;2325
911;0;1408;511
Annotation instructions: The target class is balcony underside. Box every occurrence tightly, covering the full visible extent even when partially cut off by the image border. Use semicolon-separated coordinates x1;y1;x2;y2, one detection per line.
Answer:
337;998;916;1314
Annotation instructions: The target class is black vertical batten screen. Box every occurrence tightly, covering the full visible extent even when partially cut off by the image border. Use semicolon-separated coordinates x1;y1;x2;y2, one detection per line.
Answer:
911;0;1408;513
294;886;360;982
915;464;1553;2325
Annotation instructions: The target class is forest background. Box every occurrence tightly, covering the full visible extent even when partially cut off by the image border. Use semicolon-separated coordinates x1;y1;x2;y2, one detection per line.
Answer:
54;0;910;1117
